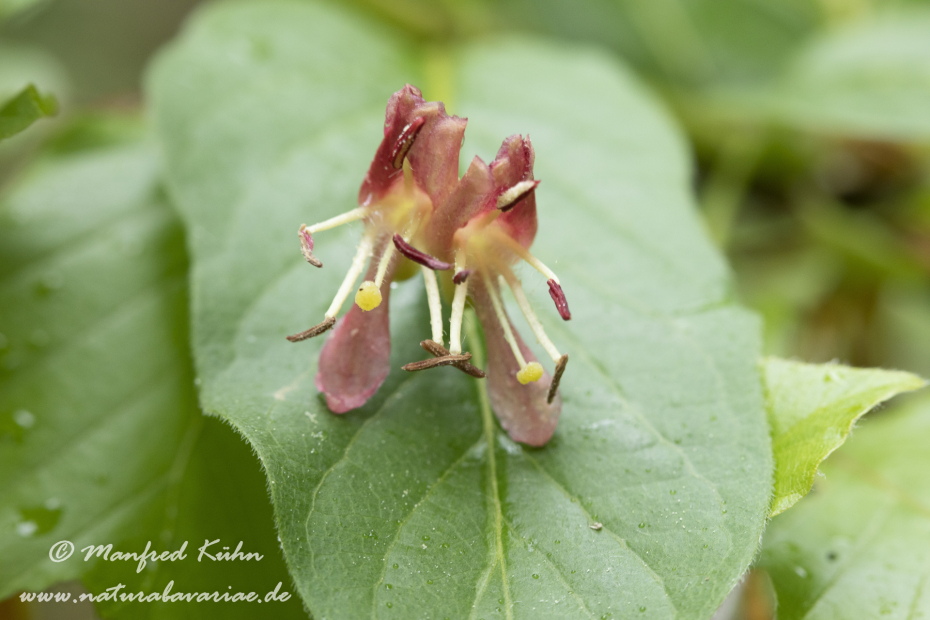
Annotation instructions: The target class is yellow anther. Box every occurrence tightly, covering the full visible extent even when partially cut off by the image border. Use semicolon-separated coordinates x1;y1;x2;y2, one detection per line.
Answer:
355;280;382;311
517;362;544;385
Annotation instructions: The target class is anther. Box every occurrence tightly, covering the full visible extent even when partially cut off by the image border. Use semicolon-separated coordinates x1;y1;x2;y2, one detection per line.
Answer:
453;270;472;285
419;339;486;378
496;179;540;212
299;227;322;267
547;279;571;320
402;352;473;372
287;316;336;342
393;234;452;270
391;116;426;170
547;354;569;403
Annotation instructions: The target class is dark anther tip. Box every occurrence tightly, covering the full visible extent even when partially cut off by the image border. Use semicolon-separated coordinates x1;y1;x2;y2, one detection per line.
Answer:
547;353;569;404
453;269;472;285
547;279;571;321
391;116;426;170
393;234;452;270
286;316;336;342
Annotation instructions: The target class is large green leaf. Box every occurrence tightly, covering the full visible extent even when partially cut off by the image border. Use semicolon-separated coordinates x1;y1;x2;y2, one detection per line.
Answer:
0;140;304;618
759;396;930;619
763;357;925;516
148;1;773;618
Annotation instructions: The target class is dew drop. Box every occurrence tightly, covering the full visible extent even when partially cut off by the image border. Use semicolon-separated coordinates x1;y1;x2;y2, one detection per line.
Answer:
703;544;708;549
422;535;430;541
385;584;392;590
426;579;433;585
670;490;676;495
392;563;398;569
640;606;647;612
498;599;504;605
532;574;539;579
639;522;645;528
555;540;560;544
386;602;392;608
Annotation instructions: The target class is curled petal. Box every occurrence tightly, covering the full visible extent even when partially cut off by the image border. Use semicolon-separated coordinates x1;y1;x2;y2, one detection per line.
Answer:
392;233;452;270
425;155;496;258
358;85;425;204
315;240;396;413
406;102;467;210
471;279;561;446
493;135;538;249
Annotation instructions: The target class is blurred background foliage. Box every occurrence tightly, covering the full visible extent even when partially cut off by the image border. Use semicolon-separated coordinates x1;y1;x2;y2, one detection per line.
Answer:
2;0;929;618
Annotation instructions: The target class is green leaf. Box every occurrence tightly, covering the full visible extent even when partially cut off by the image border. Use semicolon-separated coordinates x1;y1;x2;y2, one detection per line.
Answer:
759;396;930;619
0;140;304;618
763;357;925;517
149;2;774;618
0;0;47;22
0;84;58;141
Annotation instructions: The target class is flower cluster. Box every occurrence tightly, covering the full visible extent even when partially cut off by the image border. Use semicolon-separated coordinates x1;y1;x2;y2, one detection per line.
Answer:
288;85;571;446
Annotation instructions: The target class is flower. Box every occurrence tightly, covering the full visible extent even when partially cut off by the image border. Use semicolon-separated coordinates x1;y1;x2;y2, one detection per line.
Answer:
288;85;571;446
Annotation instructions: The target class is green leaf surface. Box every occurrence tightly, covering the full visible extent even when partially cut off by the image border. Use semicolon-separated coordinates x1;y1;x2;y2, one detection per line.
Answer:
148;1;773;618
763;357;925;517
0;140;304;618
0;83;57;141
759;396;930;619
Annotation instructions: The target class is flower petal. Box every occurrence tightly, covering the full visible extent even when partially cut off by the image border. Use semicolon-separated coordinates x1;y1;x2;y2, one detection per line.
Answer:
358;85;425;205
406;101;467;210
315;238;397;413
492;135;538;249
425;155;495;258
471;278;561;446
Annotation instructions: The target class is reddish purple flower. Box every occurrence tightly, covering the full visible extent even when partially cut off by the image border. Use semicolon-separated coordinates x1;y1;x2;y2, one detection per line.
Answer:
288;85;571;446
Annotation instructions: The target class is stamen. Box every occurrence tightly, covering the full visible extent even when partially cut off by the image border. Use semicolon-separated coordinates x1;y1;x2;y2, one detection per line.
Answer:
493;229;561;284
286;316;336;342
449;248;469;355
496;179;540;212
422;266;444;346
393;234;452;270
305;206;368;234
325;229;375;318
547;354;569;404
453;270;472;285
548;279;571;320
298;226;322;267
420;340;485;378
482;272;529;370
499;270;562;362
373;238;397;289
391;116;426;170
402;352;472;372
